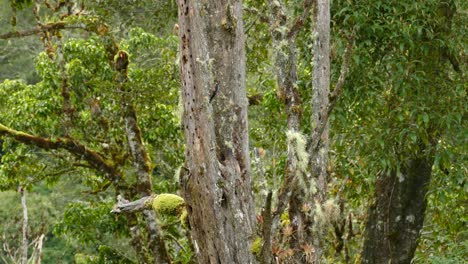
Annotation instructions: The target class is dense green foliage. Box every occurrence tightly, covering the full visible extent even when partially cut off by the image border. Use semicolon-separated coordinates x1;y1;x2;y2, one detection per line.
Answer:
0;0;465;263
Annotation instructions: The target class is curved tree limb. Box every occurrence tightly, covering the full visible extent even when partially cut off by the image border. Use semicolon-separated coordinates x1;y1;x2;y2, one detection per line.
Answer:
0;123;122;184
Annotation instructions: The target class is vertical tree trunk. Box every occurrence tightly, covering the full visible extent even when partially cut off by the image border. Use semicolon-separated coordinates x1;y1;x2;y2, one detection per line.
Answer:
177;0;256;263
267;1;304;260
116;51;171;264
310;0;330;262
311;0;330;206
361;157;433;263
19;186;28;264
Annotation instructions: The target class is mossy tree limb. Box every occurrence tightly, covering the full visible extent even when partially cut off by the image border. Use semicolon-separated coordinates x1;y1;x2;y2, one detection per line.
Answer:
0;123;123;186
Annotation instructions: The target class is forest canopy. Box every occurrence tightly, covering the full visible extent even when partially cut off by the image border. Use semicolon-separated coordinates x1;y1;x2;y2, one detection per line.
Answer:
0;0;466;263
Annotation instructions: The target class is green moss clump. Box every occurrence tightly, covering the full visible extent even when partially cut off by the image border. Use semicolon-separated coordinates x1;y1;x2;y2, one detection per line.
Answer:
281;211;290;226
251;236;262;257
179;209;190;229
152;193;185;216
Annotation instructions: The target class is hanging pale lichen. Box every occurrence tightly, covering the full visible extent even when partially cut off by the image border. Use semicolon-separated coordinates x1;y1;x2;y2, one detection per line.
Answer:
286;130;309;174
286;130;312;198
323;199;340;224
312;198;340;233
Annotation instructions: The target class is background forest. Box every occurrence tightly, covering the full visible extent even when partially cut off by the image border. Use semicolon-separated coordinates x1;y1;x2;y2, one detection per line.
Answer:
0;0;466;263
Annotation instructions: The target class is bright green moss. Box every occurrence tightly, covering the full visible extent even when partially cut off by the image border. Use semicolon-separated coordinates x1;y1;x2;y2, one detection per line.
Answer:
179;209;190;229
251;236;262;257
152;193;185;216
281;211;290;226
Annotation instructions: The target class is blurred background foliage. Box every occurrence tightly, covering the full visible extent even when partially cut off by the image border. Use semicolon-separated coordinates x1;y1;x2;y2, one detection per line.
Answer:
0;0;466;263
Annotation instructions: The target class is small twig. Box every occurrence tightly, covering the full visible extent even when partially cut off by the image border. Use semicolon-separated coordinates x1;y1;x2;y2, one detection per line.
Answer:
335;174;350;203
253;147;267;200
166;233;189;254
329;31;356;107
83;181;112;195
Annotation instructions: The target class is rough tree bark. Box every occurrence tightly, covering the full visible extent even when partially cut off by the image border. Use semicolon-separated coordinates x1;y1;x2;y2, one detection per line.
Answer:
177;0;256;263
266;1;311;262
361;157;434;263
19;186;28;264
116;51;171;264
309;0;330;262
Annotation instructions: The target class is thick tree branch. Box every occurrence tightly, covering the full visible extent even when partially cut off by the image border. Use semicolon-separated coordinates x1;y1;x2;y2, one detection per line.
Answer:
0;22;85;40
114;51;171;264
111;195;154;213
0;124;122;183
115;50;153;195
309;33;355;152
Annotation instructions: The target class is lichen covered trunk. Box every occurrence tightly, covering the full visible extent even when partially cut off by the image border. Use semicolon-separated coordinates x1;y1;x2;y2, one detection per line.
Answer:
311;0;330;210
267;2;305;260
309;0;331;262
361;157;433;263
177;0;256;263
117;53;171;264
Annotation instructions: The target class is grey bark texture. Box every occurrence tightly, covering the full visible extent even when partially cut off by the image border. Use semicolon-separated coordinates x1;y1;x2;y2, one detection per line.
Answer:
267;1;304;261
361;157;433;263
310;0;330;262
177;0;256;263
20;187;28;264
117;52;171;264
311;0;330;209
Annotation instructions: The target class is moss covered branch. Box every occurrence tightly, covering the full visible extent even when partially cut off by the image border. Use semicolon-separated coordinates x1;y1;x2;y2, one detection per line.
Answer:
0;123;122;183
112;194;185;217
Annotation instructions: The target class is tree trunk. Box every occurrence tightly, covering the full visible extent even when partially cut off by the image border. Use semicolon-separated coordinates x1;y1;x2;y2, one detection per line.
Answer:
177;1;256;263
311;0;330;212
309;0;330;262
267;1;304;261
362;2;456;263
117;51;171;264
361;157;433;263
19;186;28;264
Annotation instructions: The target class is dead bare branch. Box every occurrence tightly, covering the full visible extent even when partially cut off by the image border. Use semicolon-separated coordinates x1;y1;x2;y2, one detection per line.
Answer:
111;195;154;213
309;31;355;152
